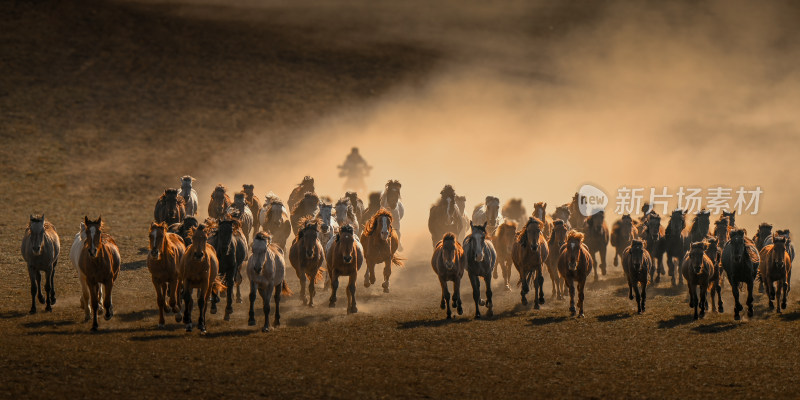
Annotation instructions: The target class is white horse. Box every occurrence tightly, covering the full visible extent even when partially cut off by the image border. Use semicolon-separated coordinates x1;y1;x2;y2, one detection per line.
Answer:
380;180;404;238
471;196;502;236
246;232;289;332
318;203;339;249
69;222;103;320
335;198;359;233
179;176;198;217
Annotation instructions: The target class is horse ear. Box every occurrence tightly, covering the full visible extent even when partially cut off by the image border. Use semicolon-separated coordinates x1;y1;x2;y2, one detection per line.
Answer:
30;214;34;221
482;221;487;229
98;216;102;224
41;214;45;221
84;216;90;225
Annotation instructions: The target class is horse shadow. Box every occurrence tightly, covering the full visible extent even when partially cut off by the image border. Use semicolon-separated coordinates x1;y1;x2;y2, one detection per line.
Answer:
202;328;257;338
21;319;76;329
779;311;800;322
491;303;528;320
117;309;158;322
657;314;694;329
587;276;627;291
596;312;631;323
25;327;146;336
397;317;470;330
122;260;146;271
285;314;336;328
691;322;738;334
0;310;28;319
129;333;183;342
650;284;685;297
137;247;150;255
529;315;568;326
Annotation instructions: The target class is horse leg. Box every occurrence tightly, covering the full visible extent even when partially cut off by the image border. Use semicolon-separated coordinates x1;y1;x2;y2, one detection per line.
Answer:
577;279;586;318
470;274;482;319
152;278;166;328
440;277;451;319
183;285;194;331
169;279;181;319
46;265;55;307
28;267;38;314
536;272;544;305
224;273;234;321
308;275;316;307
89;282;99;331
197;286;208;334
731;280;742;320
520;270;529;306
781;279;789;310
492;262;498;279
79;274;90;320
35;269;44;304
599;246;607;276
533;270;540;310
235;270;243;304
248;281;257;326
668;256;676;286
699;281;707;319
640;280;647;313
274;283;283;325
382;260;391;293
633;283;641;314
746;280;754;318
347;272;358;314
364;262;373;288
503;261;512;291
567;278;576;316
262;285;273;332
613;249;619;267
299;273;307;305
767;278;775;310
717;283;724;313
329;270;339;308
103;280;114;321
591;251;599;282
485;275;494;318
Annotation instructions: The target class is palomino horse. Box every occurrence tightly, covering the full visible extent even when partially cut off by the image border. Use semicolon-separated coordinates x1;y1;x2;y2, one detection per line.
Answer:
759;235;792;313
471;196;502;236
641;213;665;283
380;180;404;240
209;218;248;320
344;192;365;233
493;220;517;290
247;232;291;331
289;217;326;306
241;184;261;228
326;225;364;314
288;176;315;212
432;232;466;319
664;209;689;286
208;184;232;220
290;192;320;236
334;197;359;233
179;176;198;217
622;239;652;314
229;192;254;242
78;217;121;331
551;204;572;230
317;203;339;249
501;198;527;224
154;188;186;226
168;216;199;246
259;193;292;250
147;222;186;328
681;242;714;320
546;219;568;300
463;222;497;318
179;224;224;333
361;209;403;293
532;202;554;240
583;210;609;280
688;209;711;244
512;217;549;308
722;229;760;320
704;237;724;313
21;215;60;314
611;214;637;267
363;192;382;225
428;185;463;246
568;193;585;231
70;222;104;319
557;231;593;317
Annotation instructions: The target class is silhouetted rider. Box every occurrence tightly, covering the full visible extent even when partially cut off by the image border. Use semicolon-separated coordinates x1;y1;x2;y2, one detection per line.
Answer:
338;147;371;193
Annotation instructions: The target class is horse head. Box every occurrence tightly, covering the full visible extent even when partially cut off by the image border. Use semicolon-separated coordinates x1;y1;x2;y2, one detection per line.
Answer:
533;202;547;221
84;216;103;258
772;235;788;271
629;239;645;274
729;229;747;264
485;196;500;222
299;219;320;259
524;217;542;253
714;218;729;242
757;223;773;244
216;219;239;256
468;221;487;263
669;209;687;232
440;233;459;270
318;203;334;233
385;180;401;207
337;225;356;264
552;219;567;245
688;242;707;275
566;231;585;271
368;192;382;209
722;211;736;227
693;209;711;234
28;214;46;255
211;185;228;215
149;221;168;260
180;175;195;194
645;214;662;241
191;224;209;260
375;210;393;241
335;198;352;227
242;184;255;197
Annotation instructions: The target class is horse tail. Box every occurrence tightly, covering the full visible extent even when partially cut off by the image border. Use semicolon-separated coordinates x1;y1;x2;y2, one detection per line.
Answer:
280;280;293;296
391;254;405;268
308;267;326;284
212;277;227;295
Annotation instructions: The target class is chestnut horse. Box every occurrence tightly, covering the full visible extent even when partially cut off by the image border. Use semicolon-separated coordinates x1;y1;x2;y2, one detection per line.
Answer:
532;202;554;240
78;217;121;331
611;214;637;267
501;198;527;224
759;235;792;313
557;231;593;317
290;192;320;236
21;215;60;314
704;237;724;313
208;184;232;220
622;239;652;314
289;217;326;306
247;232;291;331
428;185;463;246
547;219;568;300
179;176;198;217
512;217;548;308
154;188;186;226
259;194;292;250
361;209;403;293
326;224;364;314
463;222;497;318
722;229;760;320
681;242;714;320
147;222;186;328
583;210;609;280
432;232;466;319
70;222;103;319
493;220;517;290
179;224;225;333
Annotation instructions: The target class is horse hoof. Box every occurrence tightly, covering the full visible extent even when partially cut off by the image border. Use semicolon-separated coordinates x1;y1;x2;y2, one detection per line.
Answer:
45;305;52;312
308;303;315;308
185;323;193;332
629;294;634;300
199;326;207;334
97;305;104;314
157;323;165;329
521;297;528;306
578;312;585;318
539;297;545;305
224;313;231;321
486;309;493;318
769;302;775;310
84;314;90;322
175;313;183;323
457;306;463;315
475;314;481;320
210;307;217;315
446;313;452;320
50;297;56;305
718;305;724;313
29;307;36;315
747;308;753;317
370;276;377;285
248;319;256;326
734;313;741;321
329;301;336;308
534;303;540;310
782;302;787;310
364;280;370;288
90;325;98;332
350;306;358;314
505;285;512;292
613;259;619;267
236;297;243;304
440;300;446;310
479;299;486;307
37;295;45;304
164;308;172;315
383;287;390;294
262;326;270;333
104;312;113;321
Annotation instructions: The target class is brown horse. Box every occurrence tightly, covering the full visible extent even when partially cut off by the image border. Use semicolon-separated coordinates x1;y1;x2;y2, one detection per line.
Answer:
431;233;466;319
361;209;403;293
546;219;568;300
147;222;186;328
168;216;199;247
558;231;593;317
753;223;773;251
568;193;585;231
261;199;292;250
713;217;731;251
681;242;714;320
512;217;549;308
704;237;724;313
622;239;652;314
583;210;609;280
326;224;363;313
363;191;382;225
551;204;572;230
344;191;366;233
154;188;186;226
493;220;517;291
241;184;261;227
611;214;637;267
287;175;315;212
641;213;666;283
78;217;121;331
759;235;792;312
501;198;527;224
21;215;60;314
688;209;711;244
208;184;232;220
428;185;463;246
532;202;554;240
289;217;326;306
179;224;224;333
722;210;736;228
290;192;320;236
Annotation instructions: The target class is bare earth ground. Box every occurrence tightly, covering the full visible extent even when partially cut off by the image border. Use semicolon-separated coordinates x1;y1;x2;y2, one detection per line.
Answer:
2;1;800;399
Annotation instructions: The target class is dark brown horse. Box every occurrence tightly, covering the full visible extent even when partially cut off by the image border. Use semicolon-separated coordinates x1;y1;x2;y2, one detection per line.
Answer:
722;210;736;228
501;198;527;224
551;204;572;230
168;216;199;247
611;214;637;267
713;217;731;251
664;209;689;286
147;222;186;328
512;217;549;308
179;224;225;333
681;242;714;320
583;210;609;280
287;175;315;212
363;192;382;225
432;233;466;319
493;220;517;291
428;185;464;246
759;235;792;312
361;209;403;293
568;193;585;231
21;215;60;314
704;237;724;313
688;209;711;244
532;202;554;240
753;223;773;251
207;184;232;220
261;199;292;251
290;192;320;236
722;229;760;320
547;219;568;300
289;217;325;306
326;225;363;314
78;217;121;331
641;213;666;283
558;231;593;317
463;222;496;318
344;191;365;233
154;188;186;226
622;239;652;314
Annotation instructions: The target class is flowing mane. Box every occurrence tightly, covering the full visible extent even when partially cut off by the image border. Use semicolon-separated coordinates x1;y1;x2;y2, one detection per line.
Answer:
515;217;542;243
297;215;320;230
158;188;186;205
435;232;463;256
363;209;393;236
385;180;402;193
567;230;585;243
291;192;320;215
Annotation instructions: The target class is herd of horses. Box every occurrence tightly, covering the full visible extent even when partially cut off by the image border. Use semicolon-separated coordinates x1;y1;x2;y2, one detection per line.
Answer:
19;177;795;333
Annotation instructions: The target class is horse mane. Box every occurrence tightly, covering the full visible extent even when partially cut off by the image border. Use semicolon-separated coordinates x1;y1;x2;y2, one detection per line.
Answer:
363;209;393;236
254;231;272;243
211;184;230;203
336;197;357;221
515;217;542;243
567;230;585;243
297;215;320;230
291;192;320;215
758;222;773;231
181;175;196;183
158;188;185;205
435;232;463;256
385;180;402;191
296;176;314;188
25;215;55;233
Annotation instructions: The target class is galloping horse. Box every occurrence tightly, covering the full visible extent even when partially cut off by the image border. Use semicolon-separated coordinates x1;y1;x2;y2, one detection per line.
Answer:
763;229;795;261
344;191;365;233
179;176;198;217
21;215;60;314
583;210;609;280
558;231;593;317
428;185;463;246
335;197;359;233
247;232;291;331
147;222;186;327
722;229;760;320
168;216;199;246
290;192;320;236
259;193;292;250
664;209;689;286
78;217;121;331
288;176;315;212
688;209;711;244
317;203;339;249
361;210;402;293
759;235;792;313
463;222;497;318
229;192;254;242
753;223;773;251
70;222;103;319
546;219;568;300
179;224;224;333
722;210;736;228
512;217;549;309
493;220;517;290
532;202;554;240
611;214;637;267
551;204;572;230
622;239;652;314
380;180;404;240
472;196;502;236
713;217;731;251
681;242;714;320
154;188;186;225
432;233;466;319
208;184;232;220
241;184;261;228
641;213;665;283
363;192;382;225
501;198;527;224
567;193;585;231
209;218;248;320
326;225;364;314
705;237;724;313
289;217;326;306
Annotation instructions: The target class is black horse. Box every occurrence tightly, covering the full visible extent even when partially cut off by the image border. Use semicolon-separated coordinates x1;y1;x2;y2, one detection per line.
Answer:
722;229;760;320
663;209;689;286
209;219;248;321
